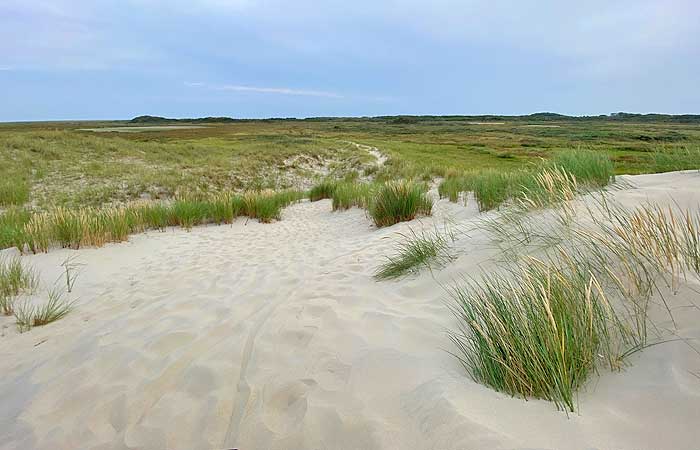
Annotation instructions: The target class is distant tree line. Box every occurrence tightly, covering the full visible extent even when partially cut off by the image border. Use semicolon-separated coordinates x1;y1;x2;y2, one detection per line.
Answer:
129;112;700;125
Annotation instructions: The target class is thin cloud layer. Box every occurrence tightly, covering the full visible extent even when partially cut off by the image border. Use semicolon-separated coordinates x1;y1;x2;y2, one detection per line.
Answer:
1;0;698;120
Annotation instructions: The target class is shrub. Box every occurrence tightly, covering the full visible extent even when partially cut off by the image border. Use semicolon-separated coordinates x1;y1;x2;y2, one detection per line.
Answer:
368;181;432;227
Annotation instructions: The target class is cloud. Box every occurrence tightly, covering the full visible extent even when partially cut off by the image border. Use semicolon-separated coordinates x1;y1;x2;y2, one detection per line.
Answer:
186;82;344;98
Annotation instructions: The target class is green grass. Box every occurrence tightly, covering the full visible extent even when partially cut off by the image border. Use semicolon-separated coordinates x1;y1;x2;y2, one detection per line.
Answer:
3;118;699;210
0;190;305;252
448;257;626;412
14;287;74;332
374;227;454;280
0;178;29;207
309;180;338;201
453;189;700;411
439;150;615;212
550;149;615;187
331;182;374;211
368;181;432;227
0;257;37;315
438;176;471;203
652;146;700;173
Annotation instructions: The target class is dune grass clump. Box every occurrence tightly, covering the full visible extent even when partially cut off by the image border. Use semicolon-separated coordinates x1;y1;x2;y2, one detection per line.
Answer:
458;190;700;411
550;149;615;187
368;181;433;227
309;180;338;202
374;227;454;280
469;170;533;212
438;175;472;203
449;256;638;412
331;182;374;211
518;167;579;214
138;203;171;231
170;198;211;229
14;288;74;332
0;257;38;315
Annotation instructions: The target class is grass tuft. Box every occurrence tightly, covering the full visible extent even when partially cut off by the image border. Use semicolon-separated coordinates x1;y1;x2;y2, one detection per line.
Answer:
374;227;454;280
14;288;74;332
309;180;338;202
331;182;374;211
368;181;433;227
550;149;614;187
448;257;625;412
0;257;38;315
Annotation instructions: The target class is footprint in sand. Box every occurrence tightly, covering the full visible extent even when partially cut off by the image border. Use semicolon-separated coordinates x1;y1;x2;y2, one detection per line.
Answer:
262;379;317;435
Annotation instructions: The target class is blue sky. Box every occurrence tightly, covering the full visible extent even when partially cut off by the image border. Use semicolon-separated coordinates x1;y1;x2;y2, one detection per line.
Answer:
1;0;699;121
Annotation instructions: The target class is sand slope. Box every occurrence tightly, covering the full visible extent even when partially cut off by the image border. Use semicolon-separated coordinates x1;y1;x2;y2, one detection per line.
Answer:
1;172;699;449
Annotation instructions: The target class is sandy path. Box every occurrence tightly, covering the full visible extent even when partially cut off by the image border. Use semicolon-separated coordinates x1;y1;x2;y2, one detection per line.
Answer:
1;173;699;449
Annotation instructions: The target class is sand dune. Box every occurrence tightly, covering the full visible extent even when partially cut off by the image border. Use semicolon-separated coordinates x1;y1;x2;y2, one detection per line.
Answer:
1;172;699;449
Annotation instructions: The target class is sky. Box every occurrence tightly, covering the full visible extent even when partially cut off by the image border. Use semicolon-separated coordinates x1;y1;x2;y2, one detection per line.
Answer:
1;0;699;121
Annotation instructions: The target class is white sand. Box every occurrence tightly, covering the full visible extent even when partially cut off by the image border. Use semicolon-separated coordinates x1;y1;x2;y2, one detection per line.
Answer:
1;172;699;449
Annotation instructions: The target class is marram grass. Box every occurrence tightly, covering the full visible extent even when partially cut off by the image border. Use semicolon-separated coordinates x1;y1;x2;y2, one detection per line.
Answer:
457;189;700;411
368;181;433;227
0;190;304;253
309;180;338;201
374;227;454;280
331;182;374;211
0;257;38;315
14;288;74;332
438;150;615;211
448;256;634;412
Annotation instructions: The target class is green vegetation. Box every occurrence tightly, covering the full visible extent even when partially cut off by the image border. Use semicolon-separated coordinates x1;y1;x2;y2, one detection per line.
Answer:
0;190;304;252
374;227;454;280
0;178;29;207
1;117;699;251
368;181;432;227
450;188;700;411
14;288;74;332
331;182;374;211
439;149;615;212
0;257;38;315
449;257;624;412
309;180;338;201
652;146;700;173
550;149;614;187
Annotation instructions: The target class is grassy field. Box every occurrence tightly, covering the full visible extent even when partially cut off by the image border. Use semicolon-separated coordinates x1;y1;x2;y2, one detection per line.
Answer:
2;117;700;210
